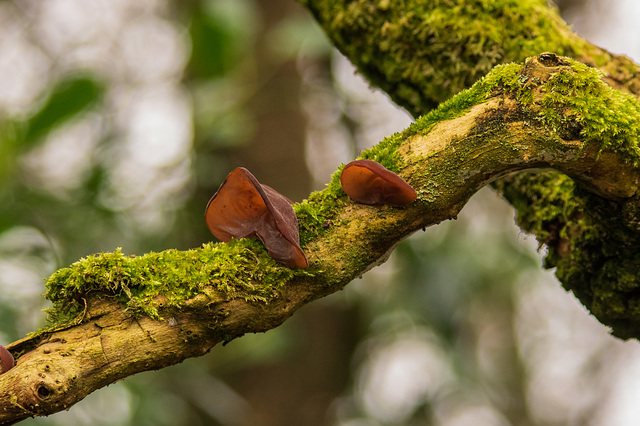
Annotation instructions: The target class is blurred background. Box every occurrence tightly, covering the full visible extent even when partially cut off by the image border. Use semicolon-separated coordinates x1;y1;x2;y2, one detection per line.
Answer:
0;0;639;424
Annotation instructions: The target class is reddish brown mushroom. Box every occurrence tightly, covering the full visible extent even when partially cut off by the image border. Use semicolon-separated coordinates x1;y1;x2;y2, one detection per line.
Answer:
340;159;417;206
0;344;14;374
205;167;308;268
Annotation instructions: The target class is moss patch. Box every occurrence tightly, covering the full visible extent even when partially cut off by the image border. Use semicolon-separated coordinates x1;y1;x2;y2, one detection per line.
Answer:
495;172;582;257
457;55;640;166
44;241;300;328
537;60;640;165
300;0;640;338
303;0;589;116
295;192;345;246
495;171;640;338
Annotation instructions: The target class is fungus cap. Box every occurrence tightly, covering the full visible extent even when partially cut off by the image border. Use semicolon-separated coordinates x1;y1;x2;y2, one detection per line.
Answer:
205;167;308;268
0;345;14;374
340;159;417;206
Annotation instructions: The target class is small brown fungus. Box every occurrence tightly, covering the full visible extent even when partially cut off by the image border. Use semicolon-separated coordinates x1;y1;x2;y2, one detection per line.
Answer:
340;159;417;206
0;344;14;374
205;167;308;268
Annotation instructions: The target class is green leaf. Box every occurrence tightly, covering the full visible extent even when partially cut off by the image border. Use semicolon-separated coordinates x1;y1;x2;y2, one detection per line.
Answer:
24;74;104;144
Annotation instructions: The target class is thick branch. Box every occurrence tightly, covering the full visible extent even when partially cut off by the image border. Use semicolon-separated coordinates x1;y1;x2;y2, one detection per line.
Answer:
2;53;640;423
301;0;640;111
301;0;640;334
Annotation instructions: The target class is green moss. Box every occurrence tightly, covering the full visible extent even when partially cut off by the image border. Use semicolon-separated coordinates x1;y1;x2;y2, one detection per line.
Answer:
495;172;581;250
461;56;640;338
553;193;640;339
537;61;640;165
495;170;640;339
359;133;404;172
356;62;522;170
302;0;640;338
429;55;640;167
417;62;522;126
304;0;588;116
295;192;345;246
43;241;300;328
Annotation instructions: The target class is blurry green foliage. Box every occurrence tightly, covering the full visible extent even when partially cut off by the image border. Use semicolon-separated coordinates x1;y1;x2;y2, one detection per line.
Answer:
24;75;104;144
0;74;105;237
187;0;257;80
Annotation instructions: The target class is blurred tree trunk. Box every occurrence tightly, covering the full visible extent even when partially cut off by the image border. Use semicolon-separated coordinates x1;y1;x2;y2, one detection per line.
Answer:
234;0;312;201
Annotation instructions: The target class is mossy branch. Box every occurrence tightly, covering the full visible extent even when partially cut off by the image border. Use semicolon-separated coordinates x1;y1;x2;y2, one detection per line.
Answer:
301;0;640;111
301;1;640;332
2;53;640;423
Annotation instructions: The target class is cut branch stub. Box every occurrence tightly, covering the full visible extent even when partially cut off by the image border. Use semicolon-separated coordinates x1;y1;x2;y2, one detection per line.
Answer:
340;159;417;206
205;167;308;268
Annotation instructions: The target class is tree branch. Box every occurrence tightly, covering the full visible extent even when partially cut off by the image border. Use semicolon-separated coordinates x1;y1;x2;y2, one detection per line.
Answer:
2;52;640;423
301;0;640;336
300;0;640;110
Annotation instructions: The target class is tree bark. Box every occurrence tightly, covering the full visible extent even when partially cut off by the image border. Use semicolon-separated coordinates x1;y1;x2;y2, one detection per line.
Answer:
3;0;640;423
302;0;640;336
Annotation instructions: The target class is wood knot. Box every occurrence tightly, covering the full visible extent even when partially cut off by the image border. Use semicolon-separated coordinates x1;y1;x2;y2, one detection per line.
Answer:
537;52;569;67
37;384;53;399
